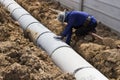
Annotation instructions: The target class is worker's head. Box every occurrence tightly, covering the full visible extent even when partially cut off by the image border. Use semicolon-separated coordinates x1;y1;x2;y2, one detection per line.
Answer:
57;10;66;23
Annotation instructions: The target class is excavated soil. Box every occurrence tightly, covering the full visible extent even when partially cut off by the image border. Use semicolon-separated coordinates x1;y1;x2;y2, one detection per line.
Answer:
0;0;120;80
0;4;75;80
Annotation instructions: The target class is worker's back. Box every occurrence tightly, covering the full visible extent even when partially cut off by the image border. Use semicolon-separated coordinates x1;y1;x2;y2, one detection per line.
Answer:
65;11;89;27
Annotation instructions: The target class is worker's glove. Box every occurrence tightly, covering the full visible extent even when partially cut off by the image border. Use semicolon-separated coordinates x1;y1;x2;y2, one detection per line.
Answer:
54;36;64;40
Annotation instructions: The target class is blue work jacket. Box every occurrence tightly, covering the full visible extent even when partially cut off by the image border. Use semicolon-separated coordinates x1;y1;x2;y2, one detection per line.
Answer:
62;11;97;44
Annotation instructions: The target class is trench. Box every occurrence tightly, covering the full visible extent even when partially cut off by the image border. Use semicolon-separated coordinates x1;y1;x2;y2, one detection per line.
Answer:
0;2;119;78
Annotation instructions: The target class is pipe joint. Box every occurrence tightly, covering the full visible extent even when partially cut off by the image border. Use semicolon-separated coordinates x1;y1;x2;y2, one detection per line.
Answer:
18;14;39;30
75;68;108;80
25;23;51;45
37;32;69;55
50;46;71;57
73;66;93;75
2;0;15;8
11;8;30;21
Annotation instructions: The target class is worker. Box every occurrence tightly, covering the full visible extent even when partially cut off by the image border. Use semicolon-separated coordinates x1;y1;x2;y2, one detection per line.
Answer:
55;10;97;45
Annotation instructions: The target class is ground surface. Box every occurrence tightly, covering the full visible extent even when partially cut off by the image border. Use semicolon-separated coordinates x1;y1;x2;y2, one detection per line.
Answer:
0;0;120;80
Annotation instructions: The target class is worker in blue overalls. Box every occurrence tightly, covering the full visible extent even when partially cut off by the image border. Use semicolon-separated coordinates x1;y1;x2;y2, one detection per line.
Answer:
56;10;97;45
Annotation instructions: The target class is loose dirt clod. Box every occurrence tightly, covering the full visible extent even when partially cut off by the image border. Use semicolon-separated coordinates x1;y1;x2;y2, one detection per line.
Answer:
91;33;117;48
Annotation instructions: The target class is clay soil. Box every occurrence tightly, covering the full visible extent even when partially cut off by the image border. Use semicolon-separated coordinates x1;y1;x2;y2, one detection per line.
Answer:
0;0;120;80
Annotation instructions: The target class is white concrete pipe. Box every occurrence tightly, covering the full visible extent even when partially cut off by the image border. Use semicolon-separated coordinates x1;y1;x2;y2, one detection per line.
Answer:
0;0;109;80
18;14;39;30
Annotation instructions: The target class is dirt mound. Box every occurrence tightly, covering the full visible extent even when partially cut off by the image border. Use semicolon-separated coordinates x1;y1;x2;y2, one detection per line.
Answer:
79;43;120;79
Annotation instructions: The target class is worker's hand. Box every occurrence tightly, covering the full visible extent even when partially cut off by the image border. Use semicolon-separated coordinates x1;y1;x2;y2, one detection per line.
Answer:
54;36;64;40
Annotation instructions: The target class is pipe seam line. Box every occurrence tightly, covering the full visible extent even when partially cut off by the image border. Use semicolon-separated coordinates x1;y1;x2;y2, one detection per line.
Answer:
73;66;93;75
11;7;26;15
36;32;69;55
23;22;40;31
11;8;30;21
7;4;23;18
50;45;71;57
24;23;51;45
35;31;52;44
8;4;21;10
6;2;15;9
3;0;15;8
12;11;30;21
51;47;93;72
8;4;22;14
18;14;39;30
25;29;52;45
